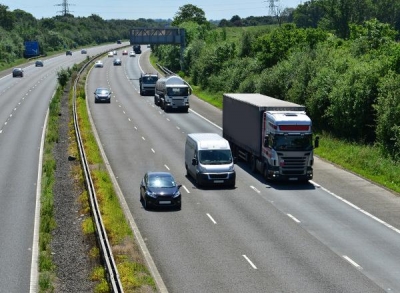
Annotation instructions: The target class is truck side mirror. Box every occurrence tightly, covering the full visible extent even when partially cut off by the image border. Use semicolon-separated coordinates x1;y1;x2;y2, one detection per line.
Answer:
192;158;198;166
264;135;269;147
314;136;320;148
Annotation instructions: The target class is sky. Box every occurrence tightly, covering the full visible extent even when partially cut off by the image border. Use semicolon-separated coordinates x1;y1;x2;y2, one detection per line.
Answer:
0;0;303;20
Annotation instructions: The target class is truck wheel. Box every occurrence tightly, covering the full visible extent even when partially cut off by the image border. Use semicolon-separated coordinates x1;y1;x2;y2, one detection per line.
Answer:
250;156;257;173
263;164;270;181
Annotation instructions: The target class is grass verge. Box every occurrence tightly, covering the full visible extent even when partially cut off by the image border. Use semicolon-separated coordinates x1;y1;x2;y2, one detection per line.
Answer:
75;72;156;292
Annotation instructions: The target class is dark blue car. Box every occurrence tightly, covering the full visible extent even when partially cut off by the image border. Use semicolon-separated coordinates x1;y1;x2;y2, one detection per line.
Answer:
140;172;182;210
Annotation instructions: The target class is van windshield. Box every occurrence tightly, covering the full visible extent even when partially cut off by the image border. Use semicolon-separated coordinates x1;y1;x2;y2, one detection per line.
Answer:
199;150;233;165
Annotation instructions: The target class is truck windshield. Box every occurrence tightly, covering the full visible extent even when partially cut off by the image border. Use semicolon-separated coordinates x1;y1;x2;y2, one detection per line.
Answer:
167;87;189;96
142;76;157;84
272;134;313;151
199;150;233;165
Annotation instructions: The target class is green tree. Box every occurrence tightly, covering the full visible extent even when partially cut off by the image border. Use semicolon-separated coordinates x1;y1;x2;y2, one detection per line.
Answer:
376;70;400;160
0;4;15;31
172;4;208;26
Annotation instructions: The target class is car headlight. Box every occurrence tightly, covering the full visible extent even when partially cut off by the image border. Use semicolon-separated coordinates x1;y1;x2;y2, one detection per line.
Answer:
145;190;157;198
173;190;181;198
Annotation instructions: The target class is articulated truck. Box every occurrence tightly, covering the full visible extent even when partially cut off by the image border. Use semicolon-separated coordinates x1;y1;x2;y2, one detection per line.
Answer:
222;93;319;182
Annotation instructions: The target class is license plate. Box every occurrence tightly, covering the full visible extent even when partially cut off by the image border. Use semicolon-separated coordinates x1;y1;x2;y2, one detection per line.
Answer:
214;180;224;183
159;201;171;204
289;177;298;181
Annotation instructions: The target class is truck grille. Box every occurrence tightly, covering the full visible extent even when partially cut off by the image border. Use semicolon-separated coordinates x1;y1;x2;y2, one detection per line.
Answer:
280;156;307;175
172;98;185;106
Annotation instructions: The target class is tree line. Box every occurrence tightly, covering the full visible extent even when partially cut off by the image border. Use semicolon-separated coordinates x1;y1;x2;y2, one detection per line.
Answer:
153;3;400;161
1;1;400;160
0;4;169;65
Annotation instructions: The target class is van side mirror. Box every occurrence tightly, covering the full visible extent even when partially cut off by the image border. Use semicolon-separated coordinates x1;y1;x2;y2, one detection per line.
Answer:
314;136;320;148
233;157;237;164
192;158;198;166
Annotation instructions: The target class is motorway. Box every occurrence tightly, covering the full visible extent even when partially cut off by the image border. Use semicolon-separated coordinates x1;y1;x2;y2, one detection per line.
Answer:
0;43;125;293
86;47;400;293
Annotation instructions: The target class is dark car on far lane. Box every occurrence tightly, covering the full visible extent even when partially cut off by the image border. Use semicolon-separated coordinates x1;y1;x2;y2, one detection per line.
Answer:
12;68;24;77
94;87;111;103
140;172;182;210
35;60;44;67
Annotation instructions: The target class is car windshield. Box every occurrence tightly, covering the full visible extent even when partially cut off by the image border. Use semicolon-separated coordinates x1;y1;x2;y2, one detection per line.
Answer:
96;89;109;94
167;87;189;96
148;175;176;188
199;150;233;165
272;134;313;151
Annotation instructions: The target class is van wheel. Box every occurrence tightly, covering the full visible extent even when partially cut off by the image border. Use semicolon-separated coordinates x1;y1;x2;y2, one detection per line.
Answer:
185;164;190;177
196;175;202;187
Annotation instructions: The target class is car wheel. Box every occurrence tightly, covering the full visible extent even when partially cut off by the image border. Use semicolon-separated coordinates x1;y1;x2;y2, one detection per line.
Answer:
144;198;151;210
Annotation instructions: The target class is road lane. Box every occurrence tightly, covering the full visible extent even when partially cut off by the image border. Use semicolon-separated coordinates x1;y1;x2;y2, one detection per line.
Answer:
85;50;389;292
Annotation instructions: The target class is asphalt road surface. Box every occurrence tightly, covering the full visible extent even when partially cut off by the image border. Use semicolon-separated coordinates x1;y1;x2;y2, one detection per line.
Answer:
85;46;400;292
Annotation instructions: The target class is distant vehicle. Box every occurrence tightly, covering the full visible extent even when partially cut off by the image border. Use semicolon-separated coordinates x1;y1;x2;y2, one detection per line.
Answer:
66;50;72;56
129;51;136;57
94;88;111;103
35;60;44;67
107;51;114;57
117;40;122;44
139;73;158;96
24;41;40;58
94;60;103;68
81;49;87;54
122;50;128;55
185;133;236;188
12;68;24;77
133;45;141;54
140;171;182;210
113;50;117;55
154;75;191;112
113;58;122;66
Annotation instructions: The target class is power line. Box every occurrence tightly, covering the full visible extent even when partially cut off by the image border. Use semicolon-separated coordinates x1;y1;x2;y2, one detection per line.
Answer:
55;0;74;16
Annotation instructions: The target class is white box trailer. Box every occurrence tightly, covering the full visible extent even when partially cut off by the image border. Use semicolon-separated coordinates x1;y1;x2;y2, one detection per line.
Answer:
222;93;319;182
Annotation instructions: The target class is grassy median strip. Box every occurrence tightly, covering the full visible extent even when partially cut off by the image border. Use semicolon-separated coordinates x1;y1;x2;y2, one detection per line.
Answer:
75;73;156;292
39;85;61;292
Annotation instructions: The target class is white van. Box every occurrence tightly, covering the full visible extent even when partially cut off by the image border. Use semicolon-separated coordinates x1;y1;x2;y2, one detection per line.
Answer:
185;133;236;187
